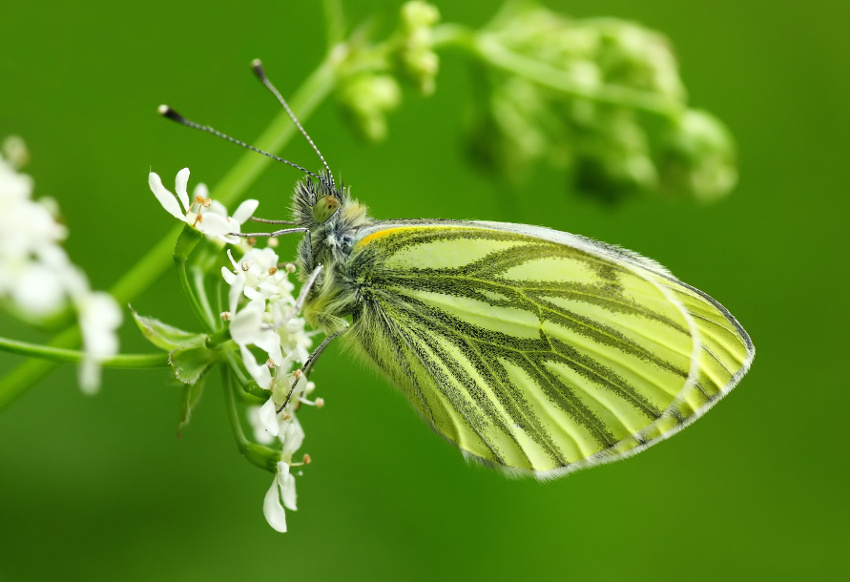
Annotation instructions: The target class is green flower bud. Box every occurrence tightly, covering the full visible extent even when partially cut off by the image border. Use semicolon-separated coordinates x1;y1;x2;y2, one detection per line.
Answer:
396;1;441;95
2;135;29;168
468;76;555;180
401;1;439;29
593;19;686;102
656;109;738;202
575;112;658;201
337;74;402;142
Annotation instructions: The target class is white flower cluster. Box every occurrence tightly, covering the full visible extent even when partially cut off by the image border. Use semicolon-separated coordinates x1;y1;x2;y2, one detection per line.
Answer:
0;136;122;393
149;167;320;533
223;245;321;533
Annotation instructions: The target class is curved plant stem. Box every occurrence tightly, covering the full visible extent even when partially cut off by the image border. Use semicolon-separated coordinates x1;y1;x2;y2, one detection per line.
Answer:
192;265;216;330
0;336;167;367
222;368;280;473
432;24;682;119
173;227;214;333
0;56;338;412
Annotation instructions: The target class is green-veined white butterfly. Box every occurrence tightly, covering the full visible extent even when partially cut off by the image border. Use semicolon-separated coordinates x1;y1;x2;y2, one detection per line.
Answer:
163;60;754;479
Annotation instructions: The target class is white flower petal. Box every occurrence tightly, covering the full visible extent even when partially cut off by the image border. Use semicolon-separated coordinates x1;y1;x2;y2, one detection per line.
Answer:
148;172;186;221
80;291;122;357
175;168;191;210
207;199;229;217
12;264;66;315
243;287;263;301
193;181;209;201
229;299;266;344
280;467;297;511
262;465;289;533
197;212;231;237
78;357;101;396
230;300;284;366
0;161;33;199
232;199;259;224
75;290;122;395
258;398;280;437
221;265;238;286
255;332;284;368
227;276;245;315
281;416;305;459
247;406;276;445
240;345;271;390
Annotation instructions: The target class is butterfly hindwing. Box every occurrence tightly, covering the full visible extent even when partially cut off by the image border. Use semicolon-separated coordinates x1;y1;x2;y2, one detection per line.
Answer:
339;220;754;477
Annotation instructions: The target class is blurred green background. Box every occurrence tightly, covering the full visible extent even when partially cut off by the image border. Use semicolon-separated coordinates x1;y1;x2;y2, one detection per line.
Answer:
1;0;847;580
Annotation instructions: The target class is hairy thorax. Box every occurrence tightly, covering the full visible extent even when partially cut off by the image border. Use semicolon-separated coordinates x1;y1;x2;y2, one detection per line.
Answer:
298;198;373;335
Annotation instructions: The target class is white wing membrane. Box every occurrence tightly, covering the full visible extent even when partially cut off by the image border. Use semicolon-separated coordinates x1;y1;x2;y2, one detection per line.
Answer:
340;221;754;477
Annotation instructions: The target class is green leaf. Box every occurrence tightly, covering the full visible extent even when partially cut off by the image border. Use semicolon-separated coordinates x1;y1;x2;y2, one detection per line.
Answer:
131;308;205;351
169;344;220;385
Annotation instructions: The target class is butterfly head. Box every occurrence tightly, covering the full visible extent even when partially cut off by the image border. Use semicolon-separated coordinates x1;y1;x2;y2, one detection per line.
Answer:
291;171;373;275
291;171;345;229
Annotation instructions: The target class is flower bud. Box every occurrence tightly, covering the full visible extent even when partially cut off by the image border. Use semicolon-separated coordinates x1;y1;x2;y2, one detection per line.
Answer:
337;74;402;142
397;1;441;95
657;110;738;202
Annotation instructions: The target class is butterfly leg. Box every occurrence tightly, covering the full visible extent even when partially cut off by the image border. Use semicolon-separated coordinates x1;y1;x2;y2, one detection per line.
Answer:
227;227;313;268
231;226;310;238
229;226;314;267
276;329;346;413
267;264;324;331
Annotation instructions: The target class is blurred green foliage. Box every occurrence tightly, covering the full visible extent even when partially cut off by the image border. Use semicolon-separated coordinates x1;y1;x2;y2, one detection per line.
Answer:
464;6;737;202
1;0;848;580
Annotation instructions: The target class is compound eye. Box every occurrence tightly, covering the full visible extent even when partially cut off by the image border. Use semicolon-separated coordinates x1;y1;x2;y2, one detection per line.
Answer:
313;195;340;223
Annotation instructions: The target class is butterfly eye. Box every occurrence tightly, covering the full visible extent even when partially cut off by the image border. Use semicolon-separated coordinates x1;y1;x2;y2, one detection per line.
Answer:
313;195;340;223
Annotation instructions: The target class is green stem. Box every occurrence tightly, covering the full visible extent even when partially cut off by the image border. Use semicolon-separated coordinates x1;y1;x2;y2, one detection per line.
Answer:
433;24;683;119
192;264;217;329
174;226;213;332
0;336;168;367
222;368;280;473
0;326;79;409
205;328;232;349
323;0;346;48
223;352;270;402
0;56;338;411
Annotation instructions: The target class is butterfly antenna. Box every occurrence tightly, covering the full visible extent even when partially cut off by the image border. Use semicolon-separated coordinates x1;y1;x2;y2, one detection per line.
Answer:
251;59;336;193
158;105;322;182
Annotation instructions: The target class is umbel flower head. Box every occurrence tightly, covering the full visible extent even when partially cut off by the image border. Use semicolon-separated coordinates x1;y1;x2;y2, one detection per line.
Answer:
142;167;321;532
224;235;319;533
0;136;122;393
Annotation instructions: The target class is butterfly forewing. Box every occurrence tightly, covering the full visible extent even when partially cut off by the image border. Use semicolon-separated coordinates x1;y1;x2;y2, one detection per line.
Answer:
341;221;753;477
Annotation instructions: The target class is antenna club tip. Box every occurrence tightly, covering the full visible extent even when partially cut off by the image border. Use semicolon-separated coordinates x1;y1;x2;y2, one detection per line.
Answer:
251;59;267;81
158;105;186;124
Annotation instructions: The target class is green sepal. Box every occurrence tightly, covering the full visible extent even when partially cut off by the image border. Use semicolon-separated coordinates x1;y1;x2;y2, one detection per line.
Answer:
131;308;206;351
178;371;207;434
173;223;203;262
169;344;221;385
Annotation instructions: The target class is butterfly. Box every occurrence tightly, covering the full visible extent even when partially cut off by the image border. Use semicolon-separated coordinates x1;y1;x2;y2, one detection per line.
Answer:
164;60;754;479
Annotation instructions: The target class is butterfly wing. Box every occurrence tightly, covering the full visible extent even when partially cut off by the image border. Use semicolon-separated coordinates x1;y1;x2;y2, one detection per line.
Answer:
342;220;754;478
